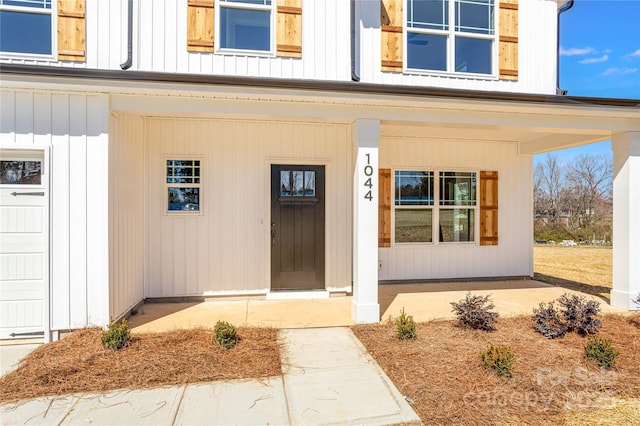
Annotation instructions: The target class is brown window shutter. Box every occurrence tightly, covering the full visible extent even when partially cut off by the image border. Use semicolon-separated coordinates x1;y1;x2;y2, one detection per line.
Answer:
499;0;518;80
187;0;215;52
379;169;391;247
276;0;302;58
380;0;402;72
57;0;85;62
480;171;498;246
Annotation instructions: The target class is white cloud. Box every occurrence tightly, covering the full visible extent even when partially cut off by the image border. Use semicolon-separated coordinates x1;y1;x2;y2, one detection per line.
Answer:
579;54;608;64
601;68;619;76
601;67;638;76
560;46;595;56
624;49;640;58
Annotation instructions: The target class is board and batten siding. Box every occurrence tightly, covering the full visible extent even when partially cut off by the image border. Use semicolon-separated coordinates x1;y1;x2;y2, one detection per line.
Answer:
144;117;352;298
378;137;533;280
109;113;145;321
0;89;110;330
1;0;351;82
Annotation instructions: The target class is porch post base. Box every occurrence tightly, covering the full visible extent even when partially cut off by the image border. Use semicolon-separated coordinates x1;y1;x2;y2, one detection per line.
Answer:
610;289;640;311
351;300;380;324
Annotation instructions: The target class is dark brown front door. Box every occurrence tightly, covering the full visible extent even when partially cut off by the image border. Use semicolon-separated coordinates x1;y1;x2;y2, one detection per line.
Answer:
271;165;325;290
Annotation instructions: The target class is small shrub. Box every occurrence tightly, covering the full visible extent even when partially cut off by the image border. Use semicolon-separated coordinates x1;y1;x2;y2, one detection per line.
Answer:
451;292;499;331
101;319;130;350
585;336;619;369
532;293;602;339
213;321;237;349
396;308;416;340
533;302;568;339
558;294;601;336
480;344;515;378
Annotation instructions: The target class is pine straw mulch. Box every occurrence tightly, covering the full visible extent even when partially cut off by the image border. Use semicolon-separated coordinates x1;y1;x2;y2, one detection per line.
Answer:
0;327;280;404
353;313;640;426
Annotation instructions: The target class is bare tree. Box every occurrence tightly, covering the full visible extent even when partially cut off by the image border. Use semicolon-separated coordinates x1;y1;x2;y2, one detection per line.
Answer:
566;154;612;228
534;154;567;227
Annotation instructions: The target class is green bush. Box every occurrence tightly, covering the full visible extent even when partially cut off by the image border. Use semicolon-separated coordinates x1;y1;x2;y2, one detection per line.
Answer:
396;308;416;340
480;344;515;378
585;337;619;369
451;292;499;331
213;321;237;349
101;319;131;350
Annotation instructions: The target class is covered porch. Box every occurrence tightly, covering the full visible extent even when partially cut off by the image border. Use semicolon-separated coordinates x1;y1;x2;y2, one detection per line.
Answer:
127;279;627;333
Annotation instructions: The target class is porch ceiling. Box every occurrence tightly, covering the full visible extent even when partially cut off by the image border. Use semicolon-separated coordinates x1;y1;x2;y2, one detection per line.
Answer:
381;121;613;155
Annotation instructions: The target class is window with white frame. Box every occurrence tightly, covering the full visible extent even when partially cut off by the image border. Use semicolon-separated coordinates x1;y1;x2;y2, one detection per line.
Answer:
218;0;273;53
394;170;477;244
0;0;53;56
406;0;495;75
166;160;201;213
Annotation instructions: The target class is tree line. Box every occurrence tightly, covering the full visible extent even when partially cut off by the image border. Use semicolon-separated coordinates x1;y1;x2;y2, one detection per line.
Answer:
534;153;612;243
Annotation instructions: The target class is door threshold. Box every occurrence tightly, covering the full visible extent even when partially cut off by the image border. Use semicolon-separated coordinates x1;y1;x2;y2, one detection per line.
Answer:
266;290;330;301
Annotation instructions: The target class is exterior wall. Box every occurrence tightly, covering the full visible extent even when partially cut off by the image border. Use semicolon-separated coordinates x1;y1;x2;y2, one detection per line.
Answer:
0;0;352;81
144;117;352;298
109;113;145;320
0;89;110;330
1;1;557;94
378;137;533;280
357;0;558;94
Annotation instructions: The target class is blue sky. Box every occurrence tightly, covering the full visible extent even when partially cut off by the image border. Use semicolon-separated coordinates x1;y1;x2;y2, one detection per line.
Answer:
536;0;640;165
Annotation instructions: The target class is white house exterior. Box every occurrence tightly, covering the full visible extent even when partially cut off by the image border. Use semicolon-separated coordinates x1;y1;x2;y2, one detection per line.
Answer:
0;0;638;341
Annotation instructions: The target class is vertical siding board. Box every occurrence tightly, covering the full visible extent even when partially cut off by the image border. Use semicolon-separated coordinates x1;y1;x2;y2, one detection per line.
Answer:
50;93;70;329
152;0;166;71
164;1;178;73
68;95;88;327
108;1;122;69
96;0;110;69
0;90;16;142
15;92;34;144
33;93;51;146
85;95;109;326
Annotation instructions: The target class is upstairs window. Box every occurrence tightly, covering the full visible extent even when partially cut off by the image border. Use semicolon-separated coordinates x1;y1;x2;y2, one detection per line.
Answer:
406;0;495;75
0;0;53;56
218;0;273;53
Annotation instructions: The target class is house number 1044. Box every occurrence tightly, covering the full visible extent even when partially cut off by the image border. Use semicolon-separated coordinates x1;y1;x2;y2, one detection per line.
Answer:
364;153;373;201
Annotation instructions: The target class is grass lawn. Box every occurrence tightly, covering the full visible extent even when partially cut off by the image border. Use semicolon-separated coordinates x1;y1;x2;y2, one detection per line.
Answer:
534;245;612;301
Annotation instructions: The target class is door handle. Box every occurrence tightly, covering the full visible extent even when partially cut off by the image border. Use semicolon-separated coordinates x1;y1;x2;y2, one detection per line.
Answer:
271;223;277;247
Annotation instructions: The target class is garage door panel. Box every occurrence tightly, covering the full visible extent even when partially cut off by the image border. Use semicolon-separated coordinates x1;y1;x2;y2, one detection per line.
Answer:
0;206;44;233
0;148;48;340
0;254;43;281
0;300;42;339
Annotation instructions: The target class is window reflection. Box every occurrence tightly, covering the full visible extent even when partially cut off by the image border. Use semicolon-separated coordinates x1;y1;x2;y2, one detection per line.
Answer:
0;161;41;185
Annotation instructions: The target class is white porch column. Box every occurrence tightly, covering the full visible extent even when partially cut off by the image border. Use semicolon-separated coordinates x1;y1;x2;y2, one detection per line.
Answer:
611;132;640;310
351;119;381;323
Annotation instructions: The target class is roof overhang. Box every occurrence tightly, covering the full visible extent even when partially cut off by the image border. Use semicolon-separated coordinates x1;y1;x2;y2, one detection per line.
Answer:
1;64;638;155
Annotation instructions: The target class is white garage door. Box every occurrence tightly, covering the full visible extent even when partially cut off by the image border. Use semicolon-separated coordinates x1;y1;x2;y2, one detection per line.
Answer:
0;148;49;340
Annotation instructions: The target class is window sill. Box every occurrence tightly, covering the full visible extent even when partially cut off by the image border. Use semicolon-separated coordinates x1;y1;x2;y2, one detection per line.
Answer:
0;52;57;62
214;48;276;59
401;68;499;81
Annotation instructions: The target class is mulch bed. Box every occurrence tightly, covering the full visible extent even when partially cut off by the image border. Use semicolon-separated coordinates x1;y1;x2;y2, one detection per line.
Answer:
0;327;281;403
353;313;640;426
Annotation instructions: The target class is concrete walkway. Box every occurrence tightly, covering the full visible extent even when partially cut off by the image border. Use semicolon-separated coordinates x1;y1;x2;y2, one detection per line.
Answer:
0;328;419;426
